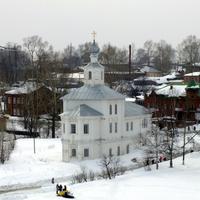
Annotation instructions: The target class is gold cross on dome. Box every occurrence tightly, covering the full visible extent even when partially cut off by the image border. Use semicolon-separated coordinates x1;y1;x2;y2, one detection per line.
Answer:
91;31;96;40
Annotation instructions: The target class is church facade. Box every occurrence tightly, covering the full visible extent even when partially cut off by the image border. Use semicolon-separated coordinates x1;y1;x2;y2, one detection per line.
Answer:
61;40;151;162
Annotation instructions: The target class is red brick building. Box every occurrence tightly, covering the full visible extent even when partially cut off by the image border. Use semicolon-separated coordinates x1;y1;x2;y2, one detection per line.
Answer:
184;72;200;83
144;81;200;126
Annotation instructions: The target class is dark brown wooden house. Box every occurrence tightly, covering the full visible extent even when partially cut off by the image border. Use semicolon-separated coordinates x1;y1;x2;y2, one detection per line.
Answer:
4;82;53;117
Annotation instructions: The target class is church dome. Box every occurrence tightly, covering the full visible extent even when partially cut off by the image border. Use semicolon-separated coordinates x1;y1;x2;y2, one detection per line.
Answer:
90;40;99;54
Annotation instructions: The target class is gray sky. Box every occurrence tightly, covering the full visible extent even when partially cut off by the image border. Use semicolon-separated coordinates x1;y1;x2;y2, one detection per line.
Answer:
0;0;200;50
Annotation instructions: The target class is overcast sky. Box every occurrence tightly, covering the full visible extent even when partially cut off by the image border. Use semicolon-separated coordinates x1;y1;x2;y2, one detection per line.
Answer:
0;0;200;50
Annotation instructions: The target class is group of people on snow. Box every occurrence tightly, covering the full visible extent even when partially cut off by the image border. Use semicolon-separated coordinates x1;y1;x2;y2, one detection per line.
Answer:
145;155;167;166
56;184;68;194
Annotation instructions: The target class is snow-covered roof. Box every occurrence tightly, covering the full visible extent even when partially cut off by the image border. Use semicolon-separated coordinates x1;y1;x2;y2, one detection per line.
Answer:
155;85;187;97
61;104;103;117
5;82;39;95
125;102;150;117
125;97;136;102
140;66;160;73
62;85;125;100
134;73;177;85
68;73;84;79
184;72;200;76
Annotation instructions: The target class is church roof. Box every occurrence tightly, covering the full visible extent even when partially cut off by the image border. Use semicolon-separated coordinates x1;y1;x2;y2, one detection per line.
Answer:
61;104;103;117
62;85;125;100
125;102;150;117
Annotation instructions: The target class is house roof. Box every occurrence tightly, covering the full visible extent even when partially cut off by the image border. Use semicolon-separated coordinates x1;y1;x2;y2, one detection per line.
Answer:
61;104;103;117
62;85;125;100
184;72;200;77
125;102;150;117
140;66;160;73
155;85;187;97
186;80;200;89
5;82;38;95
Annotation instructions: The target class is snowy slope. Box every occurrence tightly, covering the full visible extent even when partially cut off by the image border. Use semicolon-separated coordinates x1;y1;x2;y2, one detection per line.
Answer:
0;138;138;191
1;138;200;200
1;153;200;200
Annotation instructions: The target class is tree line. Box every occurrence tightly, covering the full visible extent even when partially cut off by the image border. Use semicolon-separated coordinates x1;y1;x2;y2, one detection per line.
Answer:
0;34;200;84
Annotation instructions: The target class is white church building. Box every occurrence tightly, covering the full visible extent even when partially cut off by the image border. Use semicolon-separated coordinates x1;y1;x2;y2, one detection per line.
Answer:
60;40;151;162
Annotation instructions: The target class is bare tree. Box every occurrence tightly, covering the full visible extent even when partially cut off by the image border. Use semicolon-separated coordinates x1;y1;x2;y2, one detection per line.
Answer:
99;155;126;179
144;40;156;66
153;40;175;72
177;35;200;72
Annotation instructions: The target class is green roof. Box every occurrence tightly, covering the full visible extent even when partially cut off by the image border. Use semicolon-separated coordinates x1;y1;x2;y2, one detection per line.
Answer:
186;80;200;89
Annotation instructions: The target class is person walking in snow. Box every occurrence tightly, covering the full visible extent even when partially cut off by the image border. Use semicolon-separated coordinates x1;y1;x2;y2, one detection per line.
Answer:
56;184;59;194
60;184;63;191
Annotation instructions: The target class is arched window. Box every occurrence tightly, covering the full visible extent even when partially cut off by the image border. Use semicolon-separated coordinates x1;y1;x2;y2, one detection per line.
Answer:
89;71;92;80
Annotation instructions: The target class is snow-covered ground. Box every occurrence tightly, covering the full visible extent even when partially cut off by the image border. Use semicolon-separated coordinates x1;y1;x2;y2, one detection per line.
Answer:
0;138;140;191
1;138;200;200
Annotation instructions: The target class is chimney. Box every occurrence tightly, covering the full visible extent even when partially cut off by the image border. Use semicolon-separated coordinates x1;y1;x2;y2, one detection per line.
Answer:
129;44;131;79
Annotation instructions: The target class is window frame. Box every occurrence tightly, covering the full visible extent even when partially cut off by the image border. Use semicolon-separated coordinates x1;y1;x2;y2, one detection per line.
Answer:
109;122;112;133
115;122;117;133
126;122;129;131
71;149;76;157
115;104;117;114
84;148;89;157
109;148;112;157
130;122;133;131
71;124;76;134
89;71;92;80
83;124;89;134
126;144;129;154
117;146;120;156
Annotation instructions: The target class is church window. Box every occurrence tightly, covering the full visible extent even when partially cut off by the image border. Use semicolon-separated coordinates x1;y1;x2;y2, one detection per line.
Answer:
109;105;112;115
109;123;112;133
71;124;76;134
142;119;148;128
126;144;129;154
63;124;65;133
126;122;129;131
71;149;76;157
115;104;117;114
130;122;133;131
115;122;118;133
109;148;112;156
117;146;120;156
89;71;92;80
84;124;89;134
84;148;89;157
